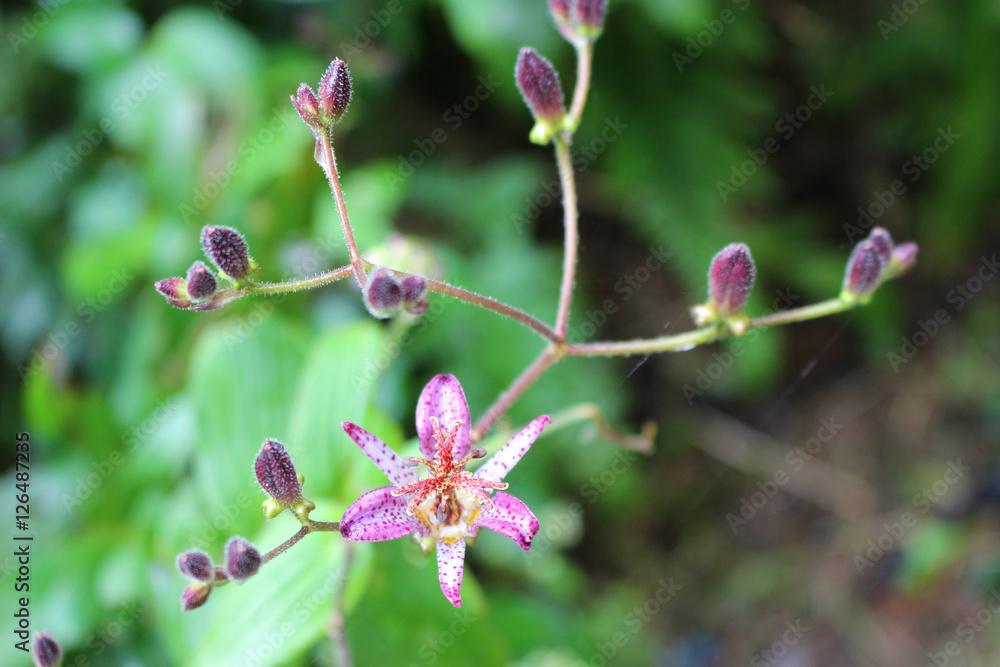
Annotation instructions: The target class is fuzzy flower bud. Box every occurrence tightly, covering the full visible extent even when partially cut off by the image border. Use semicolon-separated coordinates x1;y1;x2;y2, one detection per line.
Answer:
577;0;608;36
318;59;352;126
176;550;214;583
885;241;918;280
692;243;756;334
291;83;321;131
200;225;254;282
32;630;63;667
868;227;894;268
550;0;608;44
399;274;429;315
255;439;314;520
185;261;218;301
224;536;262;583
363;266;403;319
154;277;191;309
515;47;567;144
180;582;211;611
841;238;886;302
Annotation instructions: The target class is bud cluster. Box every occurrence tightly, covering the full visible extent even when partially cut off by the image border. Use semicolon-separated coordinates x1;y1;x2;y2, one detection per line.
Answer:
841;227;918;303
363;266;430;319
549;0;609;44
176;537;262;611
292;58;352;136
154;224;257;310
691;243;757;335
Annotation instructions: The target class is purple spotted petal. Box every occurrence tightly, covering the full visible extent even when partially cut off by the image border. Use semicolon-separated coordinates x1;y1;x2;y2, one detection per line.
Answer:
416;374;471;461
342;422;418;487
474;491;540;551
436;538;466;607
475;415;551;484
340;487;423;542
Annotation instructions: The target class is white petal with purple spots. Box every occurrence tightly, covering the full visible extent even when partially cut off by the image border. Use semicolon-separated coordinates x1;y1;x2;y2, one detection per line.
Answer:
342;422;418;487
474;491;540;550
436;537;466;607
475;415;551;484
416;374;472;460
340;487;423;542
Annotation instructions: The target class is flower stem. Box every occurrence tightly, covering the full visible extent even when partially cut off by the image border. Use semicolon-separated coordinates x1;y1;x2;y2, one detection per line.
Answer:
246;265;355;295
471;346;562;441
567;39;594;125
750;297;851;327
425;278;560;342
553;135;578;340
212;519;341;587
318;131;367;288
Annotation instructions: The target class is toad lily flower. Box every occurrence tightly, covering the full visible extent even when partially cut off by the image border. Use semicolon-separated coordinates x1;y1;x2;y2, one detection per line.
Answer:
339;374;551;607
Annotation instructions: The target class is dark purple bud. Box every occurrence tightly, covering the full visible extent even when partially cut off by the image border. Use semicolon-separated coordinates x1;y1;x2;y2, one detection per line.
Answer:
709;243;756;315
180;582;211;611
842;239;884;299
576;0;608;34
201;225;251;281
185;261;218;301
318;59;351;125
400;274;427;304
224;536;262;583
888;241;918;277
176;550;214;583
867;227;893;268
291;83;321;130
32;630;63;667
364;267;403;319
155;278;191;309
515;48;566;128
254;439;302;507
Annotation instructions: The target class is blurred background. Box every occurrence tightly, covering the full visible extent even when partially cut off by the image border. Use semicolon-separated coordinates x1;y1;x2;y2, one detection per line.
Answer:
2;0;999;665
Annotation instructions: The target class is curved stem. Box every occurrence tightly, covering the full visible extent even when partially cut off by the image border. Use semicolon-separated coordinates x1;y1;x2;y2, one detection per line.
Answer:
318;131;367;289
750;297;851;327
246;265;355;295
212;519;341;587
426;278;559;343
568;40;594;124
472;346;562;441
553;136;578;340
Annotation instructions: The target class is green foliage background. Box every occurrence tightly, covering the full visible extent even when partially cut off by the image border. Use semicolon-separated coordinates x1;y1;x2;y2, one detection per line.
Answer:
2;0;999;665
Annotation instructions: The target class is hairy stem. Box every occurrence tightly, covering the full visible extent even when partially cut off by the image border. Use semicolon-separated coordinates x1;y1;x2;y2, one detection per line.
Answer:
568;40;594;124
472;347;561;441
247;265;355;295
318;131;367;288
553;135;578;340
212;519;340;587
426;278;560;342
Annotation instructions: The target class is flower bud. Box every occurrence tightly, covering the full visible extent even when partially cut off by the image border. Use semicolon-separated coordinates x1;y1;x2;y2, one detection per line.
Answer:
363;266;403;319
515;47;566;144
868;227;893;268
224;536;262;583
180;582;212;611
176;550;214;583
201;225;254;282
577;0;608;36
254;439;311;519
708;243;756;315
155;277;191;309
185;261;218;301
399;274;429;315
841;238;885;302
32;630;63;667
291;83;321;131
885;241;918;279
318;59;351;125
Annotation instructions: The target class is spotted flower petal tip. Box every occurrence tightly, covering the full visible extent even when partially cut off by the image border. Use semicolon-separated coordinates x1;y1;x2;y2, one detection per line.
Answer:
339;374;547;606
